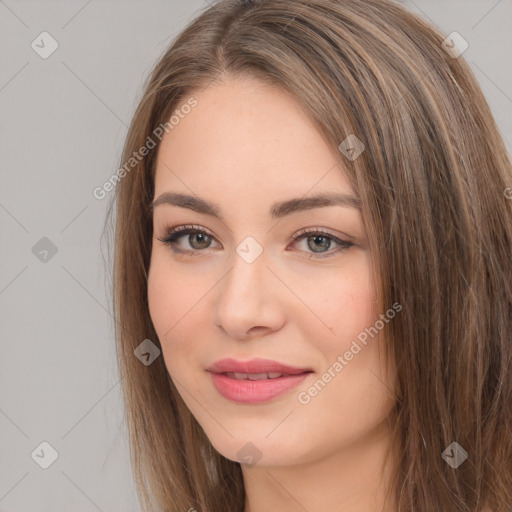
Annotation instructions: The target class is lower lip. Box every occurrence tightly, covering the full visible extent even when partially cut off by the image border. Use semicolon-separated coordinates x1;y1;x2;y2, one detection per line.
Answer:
208;372;311;403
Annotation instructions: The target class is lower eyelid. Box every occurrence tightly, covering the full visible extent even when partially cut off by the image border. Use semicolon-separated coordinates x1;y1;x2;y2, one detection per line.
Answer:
291;235;353;255
173;240;348;259
158;227;353;256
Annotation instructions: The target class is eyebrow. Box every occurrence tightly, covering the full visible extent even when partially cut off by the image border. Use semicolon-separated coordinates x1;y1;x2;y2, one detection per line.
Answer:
150;191;361;221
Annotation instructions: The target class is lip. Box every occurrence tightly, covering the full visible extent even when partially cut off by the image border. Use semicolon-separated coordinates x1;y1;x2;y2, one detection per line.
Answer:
206;358;313;404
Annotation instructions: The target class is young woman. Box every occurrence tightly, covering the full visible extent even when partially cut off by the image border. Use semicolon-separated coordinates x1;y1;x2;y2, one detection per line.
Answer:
106;0;512;510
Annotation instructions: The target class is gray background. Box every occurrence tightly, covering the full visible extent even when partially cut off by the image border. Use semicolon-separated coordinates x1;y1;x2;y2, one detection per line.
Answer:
1;1;511;510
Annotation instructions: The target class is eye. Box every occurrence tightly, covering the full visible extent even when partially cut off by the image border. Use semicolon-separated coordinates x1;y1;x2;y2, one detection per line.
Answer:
290;227;354;258
157;224;219;255
157;224;354;258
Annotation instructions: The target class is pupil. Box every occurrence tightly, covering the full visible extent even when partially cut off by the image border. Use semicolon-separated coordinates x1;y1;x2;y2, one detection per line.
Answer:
308;235;330;252
191;233;210;249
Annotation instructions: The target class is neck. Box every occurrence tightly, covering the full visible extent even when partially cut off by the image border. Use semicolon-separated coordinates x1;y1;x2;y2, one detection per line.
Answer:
241;415;396;512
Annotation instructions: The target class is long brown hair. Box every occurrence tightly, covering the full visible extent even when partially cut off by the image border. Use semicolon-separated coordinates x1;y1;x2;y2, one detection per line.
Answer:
104;0;512;510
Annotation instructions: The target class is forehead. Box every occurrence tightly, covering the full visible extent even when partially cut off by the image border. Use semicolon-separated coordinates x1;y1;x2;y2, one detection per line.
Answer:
154;76;355;203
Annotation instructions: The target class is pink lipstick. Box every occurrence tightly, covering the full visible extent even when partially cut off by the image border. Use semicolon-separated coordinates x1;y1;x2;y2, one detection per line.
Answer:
206;358;313;403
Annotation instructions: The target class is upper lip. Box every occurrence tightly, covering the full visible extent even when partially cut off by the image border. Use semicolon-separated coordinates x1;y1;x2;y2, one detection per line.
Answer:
207;358;312;375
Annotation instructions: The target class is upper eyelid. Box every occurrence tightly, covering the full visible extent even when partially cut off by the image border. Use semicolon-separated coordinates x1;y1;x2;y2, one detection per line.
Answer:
292;226;354;242
160;225;353;251
161;224;349;241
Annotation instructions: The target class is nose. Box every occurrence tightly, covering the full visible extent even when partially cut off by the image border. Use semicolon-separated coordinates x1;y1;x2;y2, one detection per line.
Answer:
212;245;286;340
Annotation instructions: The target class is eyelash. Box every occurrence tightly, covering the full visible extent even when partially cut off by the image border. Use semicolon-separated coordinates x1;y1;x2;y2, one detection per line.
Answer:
156;224;354;259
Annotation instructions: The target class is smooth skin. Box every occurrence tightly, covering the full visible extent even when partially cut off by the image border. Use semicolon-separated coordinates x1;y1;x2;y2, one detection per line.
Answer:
147;75;397;512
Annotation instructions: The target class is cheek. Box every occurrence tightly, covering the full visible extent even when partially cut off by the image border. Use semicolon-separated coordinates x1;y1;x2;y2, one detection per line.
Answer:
301;254;378;346
147;257;196;357
147;252;207;329
148;258;174;334
147;253;220;382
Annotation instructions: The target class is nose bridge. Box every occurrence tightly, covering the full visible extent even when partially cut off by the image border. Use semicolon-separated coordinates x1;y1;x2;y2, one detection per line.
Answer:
222;240;267;309
213;238;283;338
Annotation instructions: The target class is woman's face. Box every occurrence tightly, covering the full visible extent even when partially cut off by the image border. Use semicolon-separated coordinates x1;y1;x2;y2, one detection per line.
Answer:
148;75;396;467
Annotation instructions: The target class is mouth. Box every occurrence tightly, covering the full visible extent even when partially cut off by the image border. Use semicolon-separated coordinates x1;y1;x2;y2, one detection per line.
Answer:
223;371;297;380
207;357;312;375
206;358;313;403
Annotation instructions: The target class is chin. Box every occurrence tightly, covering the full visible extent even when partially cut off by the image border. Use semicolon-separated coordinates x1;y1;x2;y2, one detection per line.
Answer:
200;421;313;467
